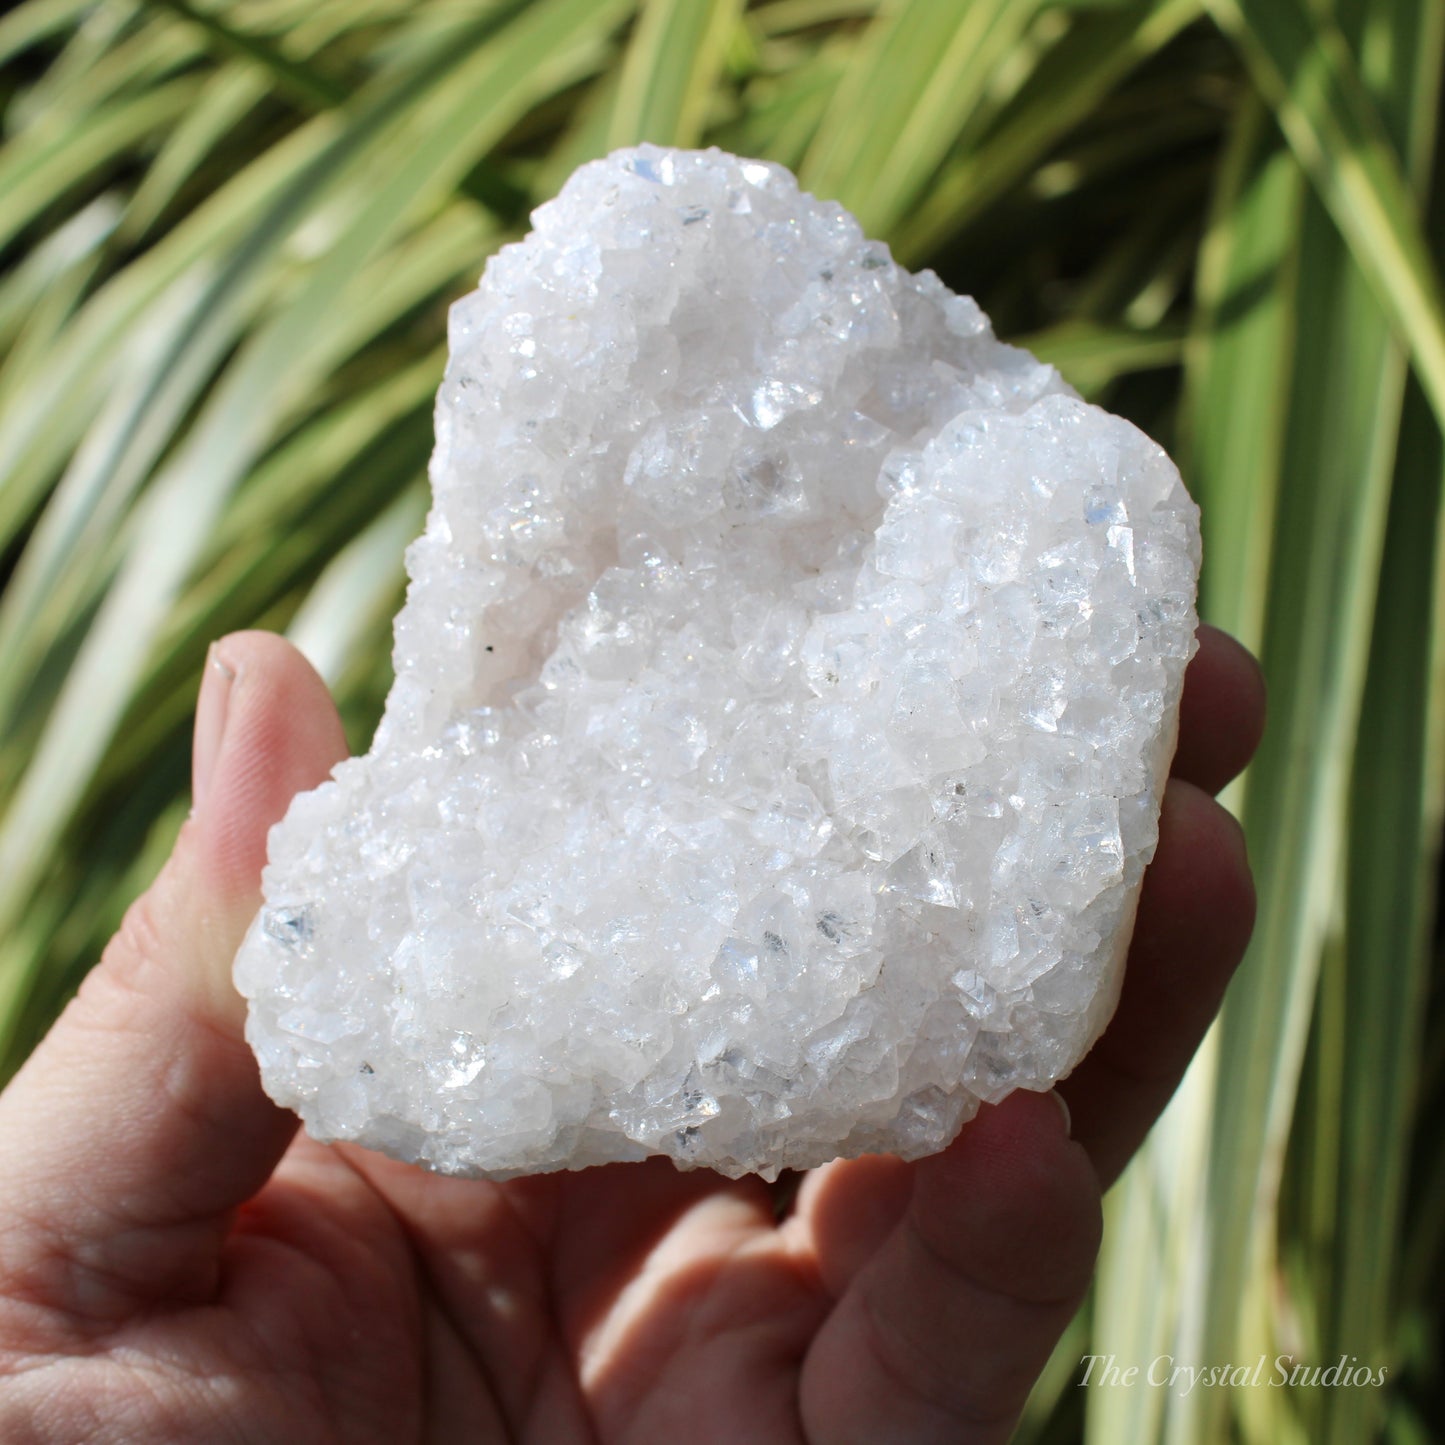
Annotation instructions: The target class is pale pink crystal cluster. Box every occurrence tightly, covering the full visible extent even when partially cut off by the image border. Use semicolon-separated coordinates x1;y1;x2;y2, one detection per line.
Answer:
235;146;1199;1180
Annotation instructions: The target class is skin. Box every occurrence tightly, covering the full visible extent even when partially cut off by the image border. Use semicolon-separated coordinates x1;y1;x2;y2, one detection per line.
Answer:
0;625;1263;1444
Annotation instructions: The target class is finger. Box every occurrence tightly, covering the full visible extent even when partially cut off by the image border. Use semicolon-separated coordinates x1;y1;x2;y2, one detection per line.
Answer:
799;1091;1100;1445
1056;778;1255;1189
0;632;347;1324
785;1152;915;1300
1172;624;1266;795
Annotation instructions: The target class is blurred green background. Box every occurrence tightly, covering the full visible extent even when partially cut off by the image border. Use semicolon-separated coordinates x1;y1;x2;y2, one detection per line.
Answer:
1;1;1442;1440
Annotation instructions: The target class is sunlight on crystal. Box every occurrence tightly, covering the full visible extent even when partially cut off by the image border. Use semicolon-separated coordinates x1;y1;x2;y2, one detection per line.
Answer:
235;146;1199;1182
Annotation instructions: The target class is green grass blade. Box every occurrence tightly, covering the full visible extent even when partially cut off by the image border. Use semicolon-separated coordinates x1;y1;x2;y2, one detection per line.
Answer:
0;0;99;72
201;351;441;567
0;121;333;558
609;0;745;148
121;64;269;240
1315;7;1445;1437
800;0;1050;236
100;382;439;789
0;0;620;715
1017;318;1187;400
1089;76;1303;1445
9;10;202;129
0;0;635;997
0;199;485;751
1324;378;1444;1445
0;194;119;399
750;0;877;37
714;38;850;171
0;80;200;255
1182;93;1305;646
0;262;247;752
532;57;629;199
892;0;1203;264
1192;194;1408;1445
287;485;428;688
1180;0;1443;1429
1205;0;1445;431
1087;1055;1221;1443
144;0;347;109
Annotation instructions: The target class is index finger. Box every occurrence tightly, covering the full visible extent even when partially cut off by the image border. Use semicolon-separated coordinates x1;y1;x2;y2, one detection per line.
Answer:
1172;623;1266;795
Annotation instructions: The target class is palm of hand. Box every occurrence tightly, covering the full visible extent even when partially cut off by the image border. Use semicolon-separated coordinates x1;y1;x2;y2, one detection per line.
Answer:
21;1111;1090;1444
0;628;1261;1444
175;1149;839;1443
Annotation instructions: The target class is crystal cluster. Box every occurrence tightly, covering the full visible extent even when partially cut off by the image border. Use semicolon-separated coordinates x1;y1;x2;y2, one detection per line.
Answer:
235;145;1200;1181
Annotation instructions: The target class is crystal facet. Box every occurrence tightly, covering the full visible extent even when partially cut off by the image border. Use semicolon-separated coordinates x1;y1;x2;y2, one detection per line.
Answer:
234;146;1200;1181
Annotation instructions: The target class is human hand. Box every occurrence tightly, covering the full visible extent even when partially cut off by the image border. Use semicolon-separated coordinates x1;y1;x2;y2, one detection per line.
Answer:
0;626;1262;1444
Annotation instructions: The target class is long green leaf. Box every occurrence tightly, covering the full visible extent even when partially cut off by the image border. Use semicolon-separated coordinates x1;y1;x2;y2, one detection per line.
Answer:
0;0;635;1024
0;262;246;755
609;0;744;148
750;0;877;36
120;64;269;240
0;80;199;255
1018;319;1187;399
287;485;429;687
800;0;1049;235
1192;190;1404;1445
1087;1051;1221;1443
0;120;332;556
1183;94;1304;646
0;0;101;72
8;8;201;130
893;0;1203;264
0;199;485;752
1179;2;1443;1436
715;38;850;172
0;194;119;401
1313;6;1445;1441
1205;0;1445;431
1325;378;1443;1445
144;0;347;109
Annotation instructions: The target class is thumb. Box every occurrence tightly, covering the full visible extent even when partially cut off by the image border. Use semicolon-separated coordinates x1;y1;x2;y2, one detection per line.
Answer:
0;631;347;1324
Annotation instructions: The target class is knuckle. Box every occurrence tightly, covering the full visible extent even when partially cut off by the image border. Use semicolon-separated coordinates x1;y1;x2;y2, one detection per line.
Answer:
102;888;173;998
859;1283;1023;1431
76;862;190;1033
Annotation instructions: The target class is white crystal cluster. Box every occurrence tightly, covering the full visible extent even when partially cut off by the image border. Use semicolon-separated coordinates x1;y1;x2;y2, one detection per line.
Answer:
235;145;1200;1181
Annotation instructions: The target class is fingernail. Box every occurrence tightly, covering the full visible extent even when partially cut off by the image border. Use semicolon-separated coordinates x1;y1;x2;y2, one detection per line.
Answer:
1050;1090;1072;1139
193;643;238;810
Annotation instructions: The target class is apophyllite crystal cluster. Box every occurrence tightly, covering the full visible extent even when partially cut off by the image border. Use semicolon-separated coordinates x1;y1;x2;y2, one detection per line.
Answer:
234;145;1200;1181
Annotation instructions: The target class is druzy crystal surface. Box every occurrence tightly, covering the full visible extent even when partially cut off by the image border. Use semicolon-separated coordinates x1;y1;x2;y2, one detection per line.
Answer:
235;145;1200;1181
